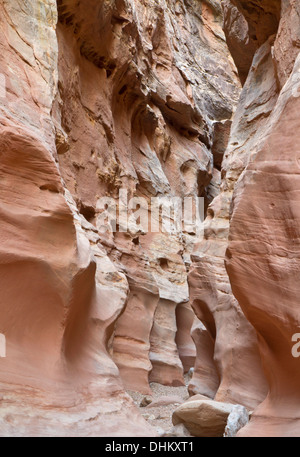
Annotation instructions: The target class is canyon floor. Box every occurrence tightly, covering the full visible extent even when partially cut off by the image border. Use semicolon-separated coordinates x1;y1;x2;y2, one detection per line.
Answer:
128;375;191;435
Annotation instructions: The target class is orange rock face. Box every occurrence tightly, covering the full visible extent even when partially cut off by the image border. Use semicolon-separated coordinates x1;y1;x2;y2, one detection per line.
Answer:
223;0;300;436
0;0;239;436
0;0;150;436
186;35;283;410
225;10;300;437
53;0;239;397
1;0;300;438
187;0;300;434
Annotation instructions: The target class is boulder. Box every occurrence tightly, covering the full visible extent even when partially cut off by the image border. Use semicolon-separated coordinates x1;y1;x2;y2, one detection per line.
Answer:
172;399;236;437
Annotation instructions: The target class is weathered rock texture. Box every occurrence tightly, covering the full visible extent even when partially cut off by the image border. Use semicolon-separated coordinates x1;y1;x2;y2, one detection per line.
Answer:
0;0;240;436
53;0;240;396
187;34;277;409
0;0;153;437
222;0;281;84
225;0;300;436
224;405;249;437
1;0;300;438
172;397;238;437
188;320;219;398
187;0;300;437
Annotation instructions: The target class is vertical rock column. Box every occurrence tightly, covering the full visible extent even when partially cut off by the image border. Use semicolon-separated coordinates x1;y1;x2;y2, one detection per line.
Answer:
188;35;281;408
0;0;151;436
226;1;300;436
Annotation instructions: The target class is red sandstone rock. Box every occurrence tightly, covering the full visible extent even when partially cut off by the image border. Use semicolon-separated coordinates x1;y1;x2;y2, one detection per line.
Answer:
175;302;197;373
52;0;239;396
226;51;300;438
0;0;241;436
221;0;281;84
219;0;300;436
2;0;300;438
188;320;219;399
272;0;300;88
187;33;281;410
0;0;152;436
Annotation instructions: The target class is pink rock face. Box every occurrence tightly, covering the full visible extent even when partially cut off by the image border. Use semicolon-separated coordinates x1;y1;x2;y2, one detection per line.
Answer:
226;52;300;438
0;100;150;437
218;0;300;436
0;0;152;436
53;0;239;396
187;0;300;428
113;286;159;395
272;0;300;88
188;321;219;399
149;299;185;387
188;245;267;409
175;303;197;374
0;0;241;436
221;0;281;84
4;0;300;438
186;36;281;410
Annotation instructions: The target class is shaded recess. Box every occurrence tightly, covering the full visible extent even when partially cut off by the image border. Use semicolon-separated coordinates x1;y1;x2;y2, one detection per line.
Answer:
221;0;281;83
53;0;241;398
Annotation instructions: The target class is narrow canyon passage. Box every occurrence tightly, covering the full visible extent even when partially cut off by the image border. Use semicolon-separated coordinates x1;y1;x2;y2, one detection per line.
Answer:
0;0;299;438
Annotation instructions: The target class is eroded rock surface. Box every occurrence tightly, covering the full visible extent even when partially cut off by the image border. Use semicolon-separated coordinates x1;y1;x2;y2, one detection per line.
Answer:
224;405;249;437
187;1;300;435
0;0;240;436
187;39;276;409
0;0;150;437
53;0;240;395
226;48;300;439
222;0;300;437
1;0;300;438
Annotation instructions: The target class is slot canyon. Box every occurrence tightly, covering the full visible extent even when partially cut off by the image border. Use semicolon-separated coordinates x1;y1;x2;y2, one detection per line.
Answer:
0;0;299;437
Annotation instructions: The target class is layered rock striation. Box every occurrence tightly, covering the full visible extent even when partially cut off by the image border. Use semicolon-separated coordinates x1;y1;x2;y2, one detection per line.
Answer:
54;0;239;395
0;0;299;438
225;0;300;437
0;0;239;436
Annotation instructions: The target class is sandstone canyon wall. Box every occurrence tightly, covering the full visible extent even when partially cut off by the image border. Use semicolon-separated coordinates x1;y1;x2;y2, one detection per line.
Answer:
0;0;239;436
53;0;239;396
0;0;151;437
225;0;300;437
192;0;300;436
0;0;299;437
